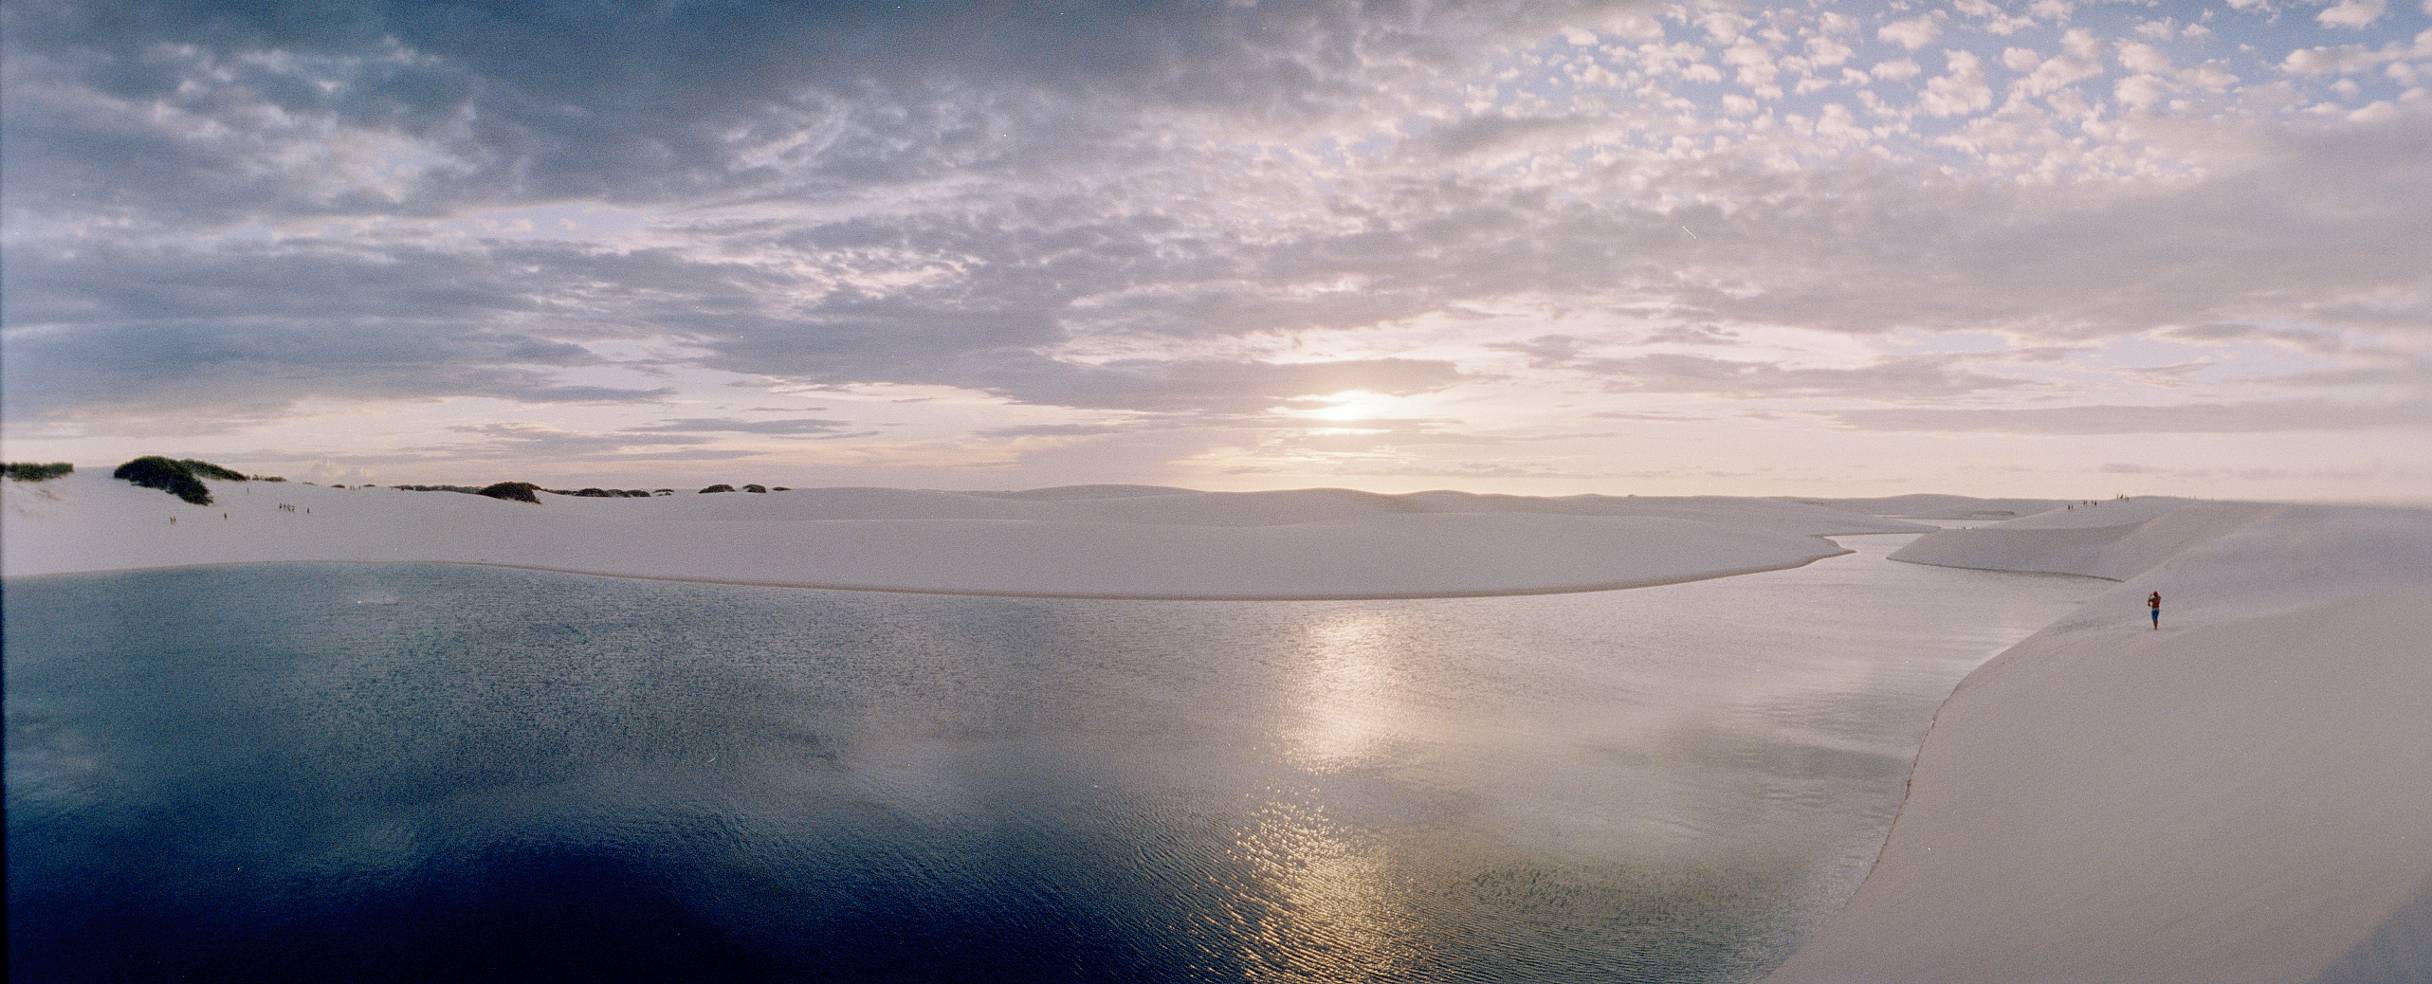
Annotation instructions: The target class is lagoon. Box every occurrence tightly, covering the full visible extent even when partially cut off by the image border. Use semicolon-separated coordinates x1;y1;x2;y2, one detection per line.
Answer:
4;534;2096;981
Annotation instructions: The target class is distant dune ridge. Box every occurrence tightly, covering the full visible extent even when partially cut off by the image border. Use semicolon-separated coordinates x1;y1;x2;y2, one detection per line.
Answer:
0;472;1927;599
1770;497;2432;984
1796;493;2070;521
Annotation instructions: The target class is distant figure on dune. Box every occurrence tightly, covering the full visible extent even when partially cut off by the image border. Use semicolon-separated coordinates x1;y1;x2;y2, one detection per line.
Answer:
2148;591;2161;630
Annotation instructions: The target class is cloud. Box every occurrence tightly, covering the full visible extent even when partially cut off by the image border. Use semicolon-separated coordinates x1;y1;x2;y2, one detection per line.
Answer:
1832;400;2432;434
1921;50;1994;116
412;423;768;463
1878;16;1940;51
1;0;1654;228
625;417;859;436
2281;42;2409;74
1871;59;1923;81
975;423;1131;439
1500;338;2030;399
2162;323;2346;354
1412;113;1598;160
3;0;2428;495
2317;0;2388;29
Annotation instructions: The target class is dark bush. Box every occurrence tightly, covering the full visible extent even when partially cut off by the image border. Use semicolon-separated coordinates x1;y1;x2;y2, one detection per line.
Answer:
653;489;674;496
177;459;250;481
113;456;213;505
3;462;74;482
771;486;791;492
700;484;735;494
477;481;542;504
742;484;768;493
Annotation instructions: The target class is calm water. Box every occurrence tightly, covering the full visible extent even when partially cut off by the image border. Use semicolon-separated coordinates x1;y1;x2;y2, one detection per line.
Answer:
4;535;2097;982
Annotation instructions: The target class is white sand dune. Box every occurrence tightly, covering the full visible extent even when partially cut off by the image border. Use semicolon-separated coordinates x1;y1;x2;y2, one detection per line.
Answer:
1796;493;2070;521
1;473;1927;599
1769;499;2432;984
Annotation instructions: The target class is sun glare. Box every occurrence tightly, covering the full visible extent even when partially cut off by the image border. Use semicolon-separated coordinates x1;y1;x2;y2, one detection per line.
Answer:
1304;390;1391;422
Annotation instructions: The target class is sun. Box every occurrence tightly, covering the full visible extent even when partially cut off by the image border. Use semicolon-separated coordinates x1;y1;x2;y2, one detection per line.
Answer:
1304;389;1391;422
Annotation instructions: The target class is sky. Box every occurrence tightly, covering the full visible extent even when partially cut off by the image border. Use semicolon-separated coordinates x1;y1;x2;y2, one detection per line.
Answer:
3;0;2428;501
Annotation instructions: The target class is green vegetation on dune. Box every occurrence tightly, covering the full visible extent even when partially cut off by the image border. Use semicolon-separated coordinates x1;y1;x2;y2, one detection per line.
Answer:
106;456;271;505
477;481;542;504
545;487;655;498
3;462;75;482
700;484;735;494
113;457;216;504
177;459;249;481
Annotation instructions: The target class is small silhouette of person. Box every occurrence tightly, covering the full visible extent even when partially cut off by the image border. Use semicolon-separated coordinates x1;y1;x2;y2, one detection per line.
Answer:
2148;591;2161;630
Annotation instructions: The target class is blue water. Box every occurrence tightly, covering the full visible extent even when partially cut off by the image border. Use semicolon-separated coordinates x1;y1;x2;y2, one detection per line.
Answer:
3;535;2097;982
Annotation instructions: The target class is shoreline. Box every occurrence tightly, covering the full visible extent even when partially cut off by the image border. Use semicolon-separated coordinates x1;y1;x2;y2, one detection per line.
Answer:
1766;499;2432;983
0;541;1861;603
3;474;1923;601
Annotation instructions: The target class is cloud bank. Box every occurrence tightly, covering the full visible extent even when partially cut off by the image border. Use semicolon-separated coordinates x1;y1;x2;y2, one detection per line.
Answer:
3;0;2426;499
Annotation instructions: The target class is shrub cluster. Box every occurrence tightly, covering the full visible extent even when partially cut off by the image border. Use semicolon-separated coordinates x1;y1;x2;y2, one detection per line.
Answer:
477;481;543;504
113;456;216;505
700;484;736;494
3;462;74;482
177;459;249;481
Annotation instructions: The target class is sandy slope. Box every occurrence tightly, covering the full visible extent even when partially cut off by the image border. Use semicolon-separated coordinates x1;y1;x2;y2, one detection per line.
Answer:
1769;500;2432;984
0;473;1926;599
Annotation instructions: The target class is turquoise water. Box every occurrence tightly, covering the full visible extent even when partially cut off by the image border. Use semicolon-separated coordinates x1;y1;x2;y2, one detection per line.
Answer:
3;535;2097;981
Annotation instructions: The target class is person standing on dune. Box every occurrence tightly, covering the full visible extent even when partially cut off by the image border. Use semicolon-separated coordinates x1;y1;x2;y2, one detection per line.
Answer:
2148;591;2161;630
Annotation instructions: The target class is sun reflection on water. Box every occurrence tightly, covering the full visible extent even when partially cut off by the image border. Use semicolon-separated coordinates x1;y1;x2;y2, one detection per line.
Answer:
1283;613;1404;775
1221;790;1433;982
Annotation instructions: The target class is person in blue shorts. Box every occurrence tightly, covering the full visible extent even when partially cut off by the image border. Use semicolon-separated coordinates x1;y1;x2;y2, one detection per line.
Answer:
2148;591;2161;630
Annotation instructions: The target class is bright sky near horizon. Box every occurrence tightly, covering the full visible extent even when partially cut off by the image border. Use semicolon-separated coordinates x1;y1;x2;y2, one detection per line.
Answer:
2;0;2427;500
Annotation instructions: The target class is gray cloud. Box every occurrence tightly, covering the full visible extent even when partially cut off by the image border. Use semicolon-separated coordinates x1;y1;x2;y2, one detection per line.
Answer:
975;423;1131;439
1833;400;2432;434
625;417;857;436
2164;323;2347;355
1499;337;2030;399
2;0;1634;226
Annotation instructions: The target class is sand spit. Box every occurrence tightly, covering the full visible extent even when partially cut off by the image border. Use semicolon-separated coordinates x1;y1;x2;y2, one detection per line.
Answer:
1769;499;2432;983
2;474;1930;600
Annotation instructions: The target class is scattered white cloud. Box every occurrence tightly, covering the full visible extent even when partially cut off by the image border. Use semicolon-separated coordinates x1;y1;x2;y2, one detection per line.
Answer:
2282;42;2408;74
2348;99;2402;121
2318;0;2388;29
1806;35;1854;67
1878;16;1940;51
2116;74;2170;111
1872;58;1924;81
2117;42;2173;74
1922;50;1995;116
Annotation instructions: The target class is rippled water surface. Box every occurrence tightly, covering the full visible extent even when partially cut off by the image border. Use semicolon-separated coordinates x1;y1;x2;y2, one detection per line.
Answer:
5;536;2097;981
